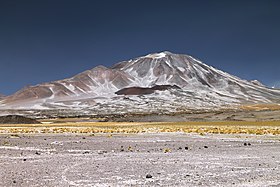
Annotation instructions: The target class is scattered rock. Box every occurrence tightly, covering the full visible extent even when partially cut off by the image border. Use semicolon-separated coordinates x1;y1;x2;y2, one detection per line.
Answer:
146;174;152;178
98;150;107;154
128;146;133;151
23;159;27;161
204;146;208;149
178;147;182;150
244;143;247;146
248;143;251;146
164;148;171;153
35;151;41;155
83;151;90;154
185;147;189;150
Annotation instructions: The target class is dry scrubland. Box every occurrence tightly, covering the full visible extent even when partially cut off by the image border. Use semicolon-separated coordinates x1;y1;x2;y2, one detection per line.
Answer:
0;121;280;135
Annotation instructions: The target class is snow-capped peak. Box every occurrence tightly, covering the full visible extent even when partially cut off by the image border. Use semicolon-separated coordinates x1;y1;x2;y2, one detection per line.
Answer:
144;52;167;59
2;51;280;111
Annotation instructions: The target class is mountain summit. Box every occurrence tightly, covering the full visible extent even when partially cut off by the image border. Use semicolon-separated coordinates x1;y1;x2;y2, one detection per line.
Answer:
1;52;280;114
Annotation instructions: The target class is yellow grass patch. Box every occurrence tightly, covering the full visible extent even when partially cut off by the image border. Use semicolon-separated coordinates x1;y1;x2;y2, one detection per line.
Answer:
0;121;280;135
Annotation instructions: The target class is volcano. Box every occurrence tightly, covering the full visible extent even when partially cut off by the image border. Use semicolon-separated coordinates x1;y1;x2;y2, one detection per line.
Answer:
1;51;280;114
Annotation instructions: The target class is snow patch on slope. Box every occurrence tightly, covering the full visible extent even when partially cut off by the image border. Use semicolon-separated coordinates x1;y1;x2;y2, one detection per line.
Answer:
144;52;166;59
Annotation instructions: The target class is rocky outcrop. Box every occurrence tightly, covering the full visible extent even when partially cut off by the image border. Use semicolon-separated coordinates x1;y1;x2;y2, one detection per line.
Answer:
115;85;181;95
0;115;41;124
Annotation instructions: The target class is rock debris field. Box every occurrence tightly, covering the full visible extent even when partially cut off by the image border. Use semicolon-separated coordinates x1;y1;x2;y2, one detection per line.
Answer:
0;133;280;187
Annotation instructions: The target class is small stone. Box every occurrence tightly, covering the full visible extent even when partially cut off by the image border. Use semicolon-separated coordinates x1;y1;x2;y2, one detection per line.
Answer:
248;143;251;146
178;147;182;150
98;150;107;154
146;174;152;178
244;143;247;146
164;148;171;153
35;151;41;155
204;146;208;149
82;137;86;139
23;159;27;161
13;180;16;183
185;147;188;150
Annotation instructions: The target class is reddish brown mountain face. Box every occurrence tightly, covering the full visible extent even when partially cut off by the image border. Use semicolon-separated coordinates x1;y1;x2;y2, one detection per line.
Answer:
2;66;134;104
1;51;280;110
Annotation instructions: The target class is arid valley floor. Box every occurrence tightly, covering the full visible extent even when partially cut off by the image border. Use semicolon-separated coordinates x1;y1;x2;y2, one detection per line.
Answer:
0;121;280;187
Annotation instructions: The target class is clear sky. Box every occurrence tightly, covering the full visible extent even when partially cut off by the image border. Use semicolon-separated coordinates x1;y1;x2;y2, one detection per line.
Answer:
0;0;280;95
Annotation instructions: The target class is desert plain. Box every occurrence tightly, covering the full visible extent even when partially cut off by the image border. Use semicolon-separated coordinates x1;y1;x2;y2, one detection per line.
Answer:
0;118;280;187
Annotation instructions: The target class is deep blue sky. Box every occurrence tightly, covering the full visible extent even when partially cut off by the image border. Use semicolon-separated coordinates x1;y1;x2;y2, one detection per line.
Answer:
0;0;280;95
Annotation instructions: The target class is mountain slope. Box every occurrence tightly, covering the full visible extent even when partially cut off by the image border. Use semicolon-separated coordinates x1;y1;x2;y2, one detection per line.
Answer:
113;52;280;103
0;94;5;99
2;66;133;105
1;51;280;113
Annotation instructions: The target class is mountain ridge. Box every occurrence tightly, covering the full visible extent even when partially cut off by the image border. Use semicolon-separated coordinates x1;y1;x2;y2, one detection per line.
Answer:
1;51;280;113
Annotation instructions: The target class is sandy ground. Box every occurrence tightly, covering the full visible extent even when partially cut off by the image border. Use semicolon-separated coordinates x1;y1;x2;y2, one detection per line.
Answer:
0;133;280;187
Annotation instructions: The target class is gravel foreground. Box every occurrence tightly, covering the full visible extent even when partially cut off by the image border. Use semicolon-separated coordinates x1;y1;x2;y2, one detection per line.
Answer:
0;133;280;187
